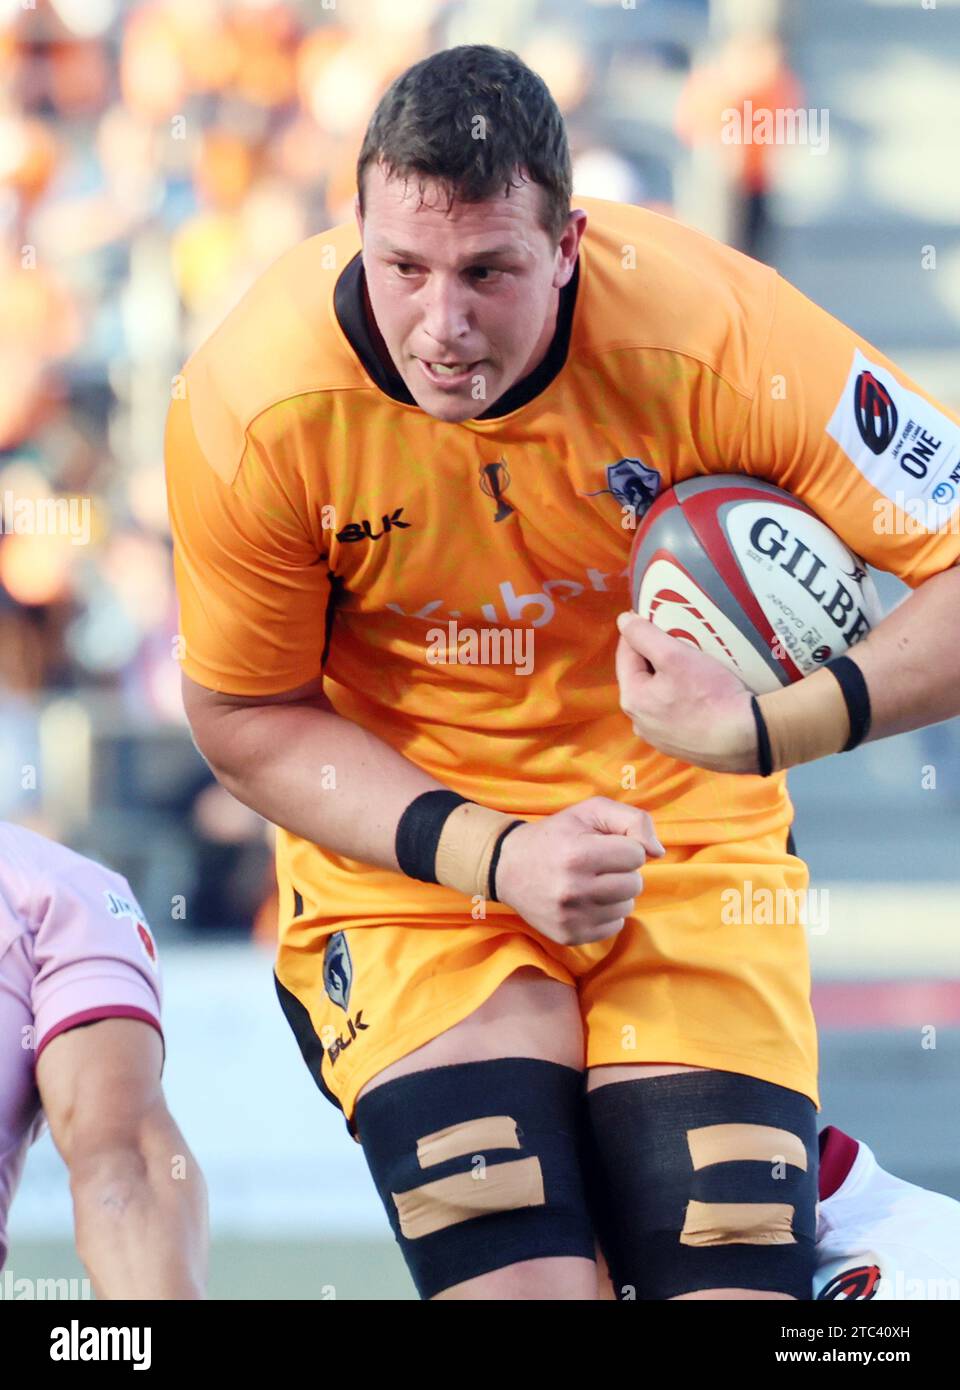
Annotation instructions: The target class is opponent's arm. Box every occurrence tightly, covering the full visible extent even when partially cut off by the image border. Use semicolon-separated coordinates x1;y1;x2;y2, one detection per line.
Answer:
36;1018;207;1300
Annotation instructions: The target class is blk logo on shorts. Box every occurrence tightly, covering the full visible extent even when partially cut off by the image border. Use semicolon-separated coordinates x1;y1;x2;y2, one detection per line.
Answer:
323;932;353;1012
854;372;898;455
817;1264;881;1299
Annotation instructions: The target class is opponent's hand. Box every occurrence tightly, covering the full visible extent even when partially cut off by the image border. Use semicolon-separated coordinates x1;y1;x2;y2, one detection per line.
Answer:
493;796;665;946
616;612;759;773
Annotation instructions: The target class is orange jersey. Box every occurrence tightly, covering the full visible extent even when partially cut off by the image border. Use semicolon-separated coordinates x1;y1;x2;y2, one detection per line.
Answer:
165;196;960;933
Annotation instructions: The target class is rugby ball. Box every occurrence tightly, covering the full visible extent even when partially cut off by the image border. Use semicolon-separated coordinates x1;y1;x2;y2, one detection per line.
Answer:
628;476;882;695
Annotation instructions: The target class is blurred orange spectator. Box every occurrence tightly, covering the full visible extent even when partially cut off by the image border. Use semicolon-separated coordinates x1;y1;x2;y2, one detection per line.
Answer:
676;31;803;260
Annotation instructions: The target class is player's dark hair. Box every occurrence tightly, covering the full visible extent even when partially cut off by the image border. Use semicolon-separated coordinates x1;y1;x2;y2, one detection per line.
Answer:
356;45;573;246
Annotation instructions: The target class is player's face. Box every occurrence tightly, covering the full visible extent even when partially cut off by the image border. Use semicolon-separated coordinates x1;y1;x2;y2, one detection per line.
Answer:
356;163;584;422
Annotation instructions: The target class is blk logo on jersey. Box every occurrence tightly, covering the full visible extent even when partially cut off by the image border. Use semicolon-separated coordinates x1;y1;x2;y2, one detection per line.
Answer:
817;1264;881;1300
335;507;410;543
323;931;353;1012
855;371;898;455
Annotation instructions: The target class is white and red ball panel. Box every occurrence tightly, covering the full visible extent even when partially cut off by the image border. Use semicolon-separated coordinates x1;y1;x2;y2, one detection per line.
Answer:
629;476;882;695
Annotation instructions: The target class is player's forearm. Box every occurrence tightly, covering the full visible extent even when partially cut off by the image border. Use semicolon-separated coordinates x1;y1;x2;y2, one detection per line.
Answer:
194;700;444;870
71;1128;208;1299
847;565;960;740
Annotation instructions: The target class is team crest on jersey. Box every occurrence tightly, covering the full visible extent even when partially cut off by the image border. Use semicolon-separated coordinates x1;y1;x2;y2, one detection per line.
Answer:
323;932;353;1012
816;1264;881;1300
103;889;158;969
584;458;661;518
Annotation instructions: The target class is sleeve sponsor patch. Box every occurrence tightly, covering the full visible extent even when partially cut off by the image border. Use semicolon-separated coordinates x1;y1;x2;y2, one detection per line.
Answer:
104;889;159;970
826;349;960;529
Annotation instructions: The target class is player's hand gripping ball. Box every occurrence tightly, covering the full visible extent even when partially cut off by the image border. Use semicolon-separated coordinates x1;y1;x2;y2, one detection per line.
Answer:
617;475;882;773
616;611;758;772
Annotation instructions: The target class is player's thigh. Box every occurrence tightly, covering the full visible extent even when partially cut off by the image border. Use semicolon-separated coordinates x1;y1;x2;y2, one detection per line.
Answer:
590;1063;793;1302
354;967;599;1300
582;1063;818;1301
357;964;584;1101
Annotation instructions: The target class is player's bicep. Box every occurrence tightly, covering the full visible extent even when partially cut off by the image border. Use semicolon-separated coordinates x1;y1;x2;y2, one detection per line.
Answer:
739;274;960;586
36;1018;164;1165
181;669;336;770
165;393;334;697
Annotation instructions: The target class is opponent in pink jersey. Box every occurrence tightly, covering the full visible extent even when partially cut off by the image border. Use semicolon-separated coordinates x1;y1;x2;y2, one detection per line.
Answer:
0;823;207;1297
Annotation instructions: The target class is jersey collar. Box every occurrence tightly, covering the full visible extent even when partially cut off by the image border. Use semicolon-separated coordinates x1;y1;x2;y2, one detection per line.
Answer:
333;250;579;420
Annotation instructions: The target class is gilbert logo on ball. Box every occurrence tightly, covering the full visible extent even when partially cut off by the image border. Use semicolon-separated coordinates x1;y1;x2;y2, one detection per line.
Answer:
628;476;882;695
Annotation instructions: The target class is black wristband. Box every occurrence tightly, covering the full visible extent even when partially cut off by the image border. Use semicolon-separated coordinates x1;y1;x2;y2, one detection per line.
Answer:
395;790;467;883
825;655;872;750
751;694;774;777
487;820;525;903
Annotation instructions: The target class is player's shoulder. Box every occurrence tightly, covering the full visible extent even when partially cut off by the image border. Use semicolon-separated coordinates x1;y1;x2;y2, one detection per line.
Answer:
576;196;777;394
173;219;366;486
0;821;128;907
816;1135;960;1295
821;1135;960;1240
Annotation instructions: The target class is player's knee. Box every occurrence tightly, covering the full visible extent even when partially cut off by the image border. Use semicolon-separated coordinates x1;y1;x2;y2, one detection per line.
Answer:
583;1069;819;1300
354;1057;596;1299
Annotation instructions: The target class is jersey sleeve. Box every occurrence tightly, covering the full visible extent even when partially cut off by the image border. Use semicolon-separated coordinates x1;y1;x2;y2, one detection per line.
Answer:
31;857;163;1063
732;272;960;587
165;386;334;696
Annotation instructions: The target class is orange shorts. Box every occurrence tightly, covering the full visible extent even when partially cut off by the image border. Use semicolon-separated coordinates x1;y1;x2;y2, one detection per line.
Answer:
274;829;819;1127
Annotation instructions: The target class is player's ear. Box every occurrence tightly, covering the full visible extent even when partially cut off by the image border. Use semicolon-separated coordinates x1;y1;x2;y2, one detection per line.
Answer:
354;192;363;236
554;209;587;287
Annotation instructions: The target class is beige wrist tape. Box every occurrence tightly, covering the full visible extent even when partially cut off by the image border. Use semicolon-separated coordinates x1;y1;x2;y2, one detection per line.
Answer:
434;802;522;900
755;667;852;773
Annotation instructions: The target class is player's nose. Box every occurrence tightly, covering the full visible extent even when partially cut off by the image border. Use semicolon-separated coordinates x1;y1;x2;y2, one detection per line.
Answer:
420;275;472;348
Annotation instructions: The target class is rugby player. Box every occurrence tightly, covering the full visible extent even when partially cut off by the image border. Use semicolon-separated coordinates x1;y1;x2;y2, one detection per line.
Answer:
0;822;207;1297
166;46;960;1300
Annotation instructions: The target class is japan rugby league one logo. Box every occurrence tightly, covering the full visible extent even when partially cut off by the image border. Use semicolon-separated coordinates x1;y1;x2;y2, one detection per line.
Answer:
854;371;898;456
857;365;960;507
